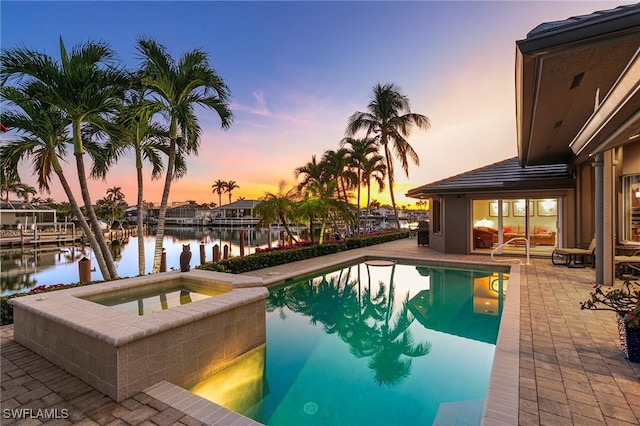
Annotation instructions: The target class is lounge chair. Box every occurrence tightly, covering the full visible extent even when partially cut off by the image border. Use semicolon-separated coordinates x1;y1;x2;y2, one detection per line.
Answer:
551;238;596;267
615;249;640;278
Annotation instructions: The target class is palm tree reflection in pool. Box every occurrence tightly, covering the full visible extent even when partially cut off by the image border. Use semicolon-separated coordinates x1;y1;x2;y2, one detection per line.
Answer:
266;263;431;386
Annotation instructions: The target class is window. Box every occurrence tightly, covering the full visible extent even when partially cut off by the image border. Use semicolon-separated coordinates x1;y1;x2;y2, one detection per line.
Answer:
622;175;640;242
432;198;442;234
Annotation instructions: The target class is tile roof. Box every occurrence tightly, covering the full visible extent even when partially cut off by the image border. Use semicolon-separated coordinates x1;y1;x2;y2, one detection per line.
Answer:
406;157;574;197
526;3;640;39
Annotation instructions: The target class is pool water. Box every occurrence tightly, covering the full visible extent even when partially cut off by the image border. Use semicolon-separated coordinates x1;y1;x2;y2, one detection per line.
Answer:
189;261;509;425
90;283;227;315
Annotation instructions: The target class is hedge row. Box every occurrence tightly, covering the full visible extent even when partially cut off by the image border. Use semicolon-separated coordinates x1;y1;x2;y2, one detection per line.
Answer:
199;231;409;273
1;231;409;325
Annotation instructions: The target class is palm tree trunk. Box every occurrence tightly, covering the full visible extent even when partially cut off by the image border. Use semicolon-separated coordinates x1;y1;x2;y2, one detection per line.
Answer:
319;216;327;244
152;136;176;273
366;181;372;233
136;162;145;276
357;170;362;235
279;212;298;244
53;165;110;280
383;143;401;230
75;152;117;280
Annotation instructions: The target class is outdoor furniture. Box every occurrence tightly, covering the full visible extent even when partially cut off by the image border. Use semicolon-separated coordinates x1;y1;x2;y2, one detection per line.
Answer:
615;249;640;278
417;221;429;246
551;239;596;267
473;227;497;248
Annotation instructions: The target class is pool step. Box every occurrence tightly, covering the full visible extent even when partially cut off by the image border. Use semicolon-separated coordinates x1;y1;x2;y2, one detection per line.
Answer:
433;399;484;426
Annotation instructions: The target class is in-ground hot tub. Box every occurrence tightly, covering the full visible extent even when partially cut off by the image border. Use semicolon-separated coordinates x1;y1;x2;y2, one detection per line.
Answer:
9;270;268;402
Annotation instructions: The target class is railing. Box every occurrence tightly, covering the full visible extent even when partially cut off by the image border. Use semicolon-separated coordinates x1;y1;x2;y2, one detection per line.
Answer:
491;237;531;265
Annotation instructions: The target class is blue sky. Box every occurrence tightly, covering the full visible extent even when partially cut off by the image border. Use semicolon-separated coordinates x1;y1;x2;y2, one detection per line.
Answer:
0;1;625;206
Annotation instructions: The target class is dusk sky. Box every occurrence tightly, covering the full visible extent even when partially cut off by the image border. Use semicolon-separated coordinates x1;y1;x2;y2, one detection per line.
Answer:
0;1;625;207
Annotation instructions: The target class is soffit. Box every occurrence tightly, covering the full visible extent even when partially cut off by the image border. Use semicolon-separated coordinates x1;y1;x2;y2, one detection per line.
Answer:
516;3;640;166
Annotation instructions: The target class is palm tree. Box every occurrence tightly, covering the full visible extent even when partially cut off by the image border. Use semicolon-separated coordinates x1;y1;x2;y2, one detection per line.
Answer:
1;37;129;280
106;186;126;221
300;179;349;244
254;181;300;244
136;38;233;273
106;186;125;204
346;83;430;229
0;171;20;202
341;137;378;234
321;148;354;207
14;183;37;202
211;179;226;206
99;88;171;275
294;155;324;193
0;85;113;277
224;180;239;204
361;154;386;231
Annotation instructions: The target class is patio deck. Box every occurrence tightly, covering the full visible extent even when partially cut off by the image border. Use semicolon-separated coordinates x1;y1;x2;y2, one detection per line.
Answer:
2;238;639;425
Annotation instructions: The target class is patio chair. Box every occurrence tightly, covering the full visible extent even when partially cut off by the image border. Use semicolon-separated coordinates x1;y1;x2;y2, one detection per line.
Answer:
551;238;596;267
614;249;640;278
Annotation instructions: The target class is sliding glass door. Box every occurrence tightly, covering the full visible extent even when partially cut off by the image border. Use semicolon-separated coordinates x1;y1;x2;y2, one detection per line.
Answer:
471;198;558;254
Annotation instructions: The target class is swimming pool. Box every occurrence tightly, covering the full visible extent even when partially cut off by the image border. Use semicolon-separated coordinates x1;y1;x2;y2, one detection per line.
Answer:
189;260;509;425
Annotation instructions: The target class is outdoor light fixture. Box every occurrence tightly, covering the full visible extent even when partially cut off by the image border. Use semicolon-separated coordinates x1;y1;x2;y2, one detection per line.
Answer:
635;187;640;198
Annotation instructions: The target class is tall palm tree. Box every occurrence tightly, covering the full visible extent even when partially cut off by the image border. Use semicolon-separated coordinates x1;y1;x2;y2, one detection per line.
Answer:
321;148;358;233
321;148;354;206
211;179;226;206
224;180;239;204
346;83;430;229
0;85;113;277
341;137;378;234
254;181;299;243
1;37;129;280
136;38;233;273
99;88;172;275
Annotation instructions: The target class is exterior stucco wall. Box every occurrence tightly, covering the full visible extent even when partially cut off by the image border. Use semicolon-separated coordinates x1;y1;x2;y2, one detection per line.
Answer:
442;194;469;254
576;162;595;246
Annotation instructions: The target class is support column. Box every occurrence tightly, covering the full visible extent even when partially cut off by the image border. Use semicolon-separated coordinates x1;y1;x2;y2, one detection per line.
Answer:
594;151;616;286
603;150;616;286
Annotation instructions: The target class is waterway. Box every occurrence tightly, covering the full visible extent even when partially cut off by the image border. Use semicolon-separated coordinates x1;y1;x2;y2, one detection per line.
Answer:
0;226;284;296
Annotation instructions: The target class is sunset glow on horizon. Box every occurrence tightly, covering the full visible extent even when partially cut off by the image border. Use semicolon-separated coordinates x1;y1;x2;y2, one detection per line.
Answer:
1;1;624;208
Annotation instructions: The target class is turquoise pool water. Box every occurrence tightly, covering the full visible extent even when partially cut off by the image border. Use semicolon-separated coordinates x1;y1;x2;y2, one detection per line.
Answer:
190;261;509;425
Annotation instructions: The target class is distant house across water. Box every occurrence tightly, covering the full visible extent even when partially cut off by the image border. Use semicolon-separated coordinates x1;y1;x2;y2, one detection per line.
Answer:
0;200;57;229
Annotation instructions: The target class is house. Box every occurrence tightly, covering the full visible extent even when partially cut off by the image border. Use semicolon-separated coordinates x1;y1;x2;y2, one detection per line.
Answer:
209;200;260;227
165;203;212;226
0;200;57;228
407;4;640;285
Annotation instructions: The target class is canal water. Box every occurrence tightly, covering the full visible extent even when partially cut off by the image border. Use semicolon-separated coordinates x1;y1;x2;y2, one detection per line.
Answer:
1;227;285;296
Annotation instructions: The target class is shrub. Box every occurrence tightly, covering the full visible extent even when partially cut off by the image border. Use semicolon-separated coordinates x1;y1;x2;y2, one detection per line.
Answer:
199;230;409;274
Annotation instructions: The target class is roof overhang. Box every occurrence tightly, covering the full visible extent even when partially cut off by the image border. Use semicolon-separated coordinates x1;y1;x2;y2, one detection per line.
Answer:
516;4;640;166
406;157;575;199
570;46;640;156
